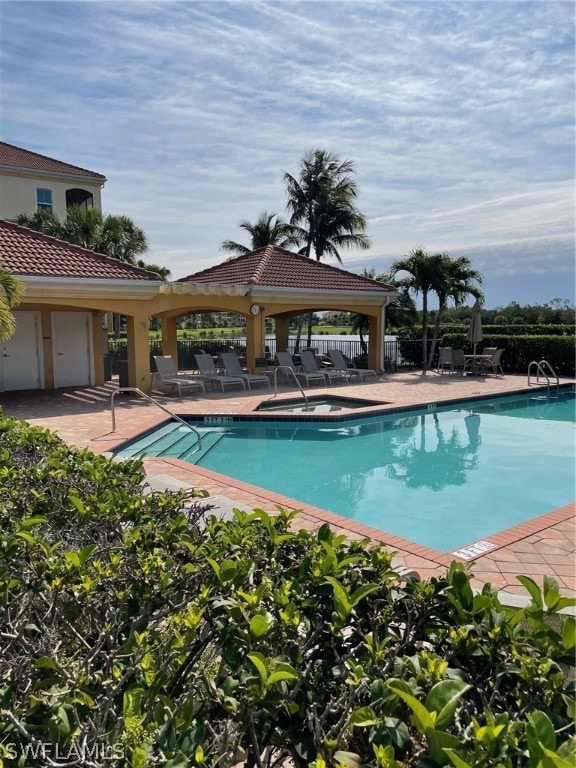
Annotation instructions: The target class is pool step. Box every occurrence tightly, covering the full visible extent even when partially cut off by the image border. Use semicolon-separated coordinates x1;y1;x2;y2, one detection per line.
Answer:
116;423;227;462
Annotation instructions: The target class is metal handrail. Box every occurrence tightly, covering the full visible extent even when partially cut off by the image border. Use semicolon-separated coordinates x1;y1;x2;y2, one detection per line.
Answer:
110;387;203;449
527;360;559;397
269;366;308;408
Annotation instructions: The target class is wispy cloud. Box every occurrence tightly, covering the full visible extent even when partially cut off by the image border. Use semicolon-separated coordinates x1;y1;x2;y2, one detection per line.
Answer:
1;0;573;306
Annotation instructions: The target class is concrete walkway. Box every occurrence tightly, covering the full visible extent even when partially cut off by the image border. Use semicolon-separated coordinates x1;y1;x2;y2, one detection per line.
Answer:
1;369;574;604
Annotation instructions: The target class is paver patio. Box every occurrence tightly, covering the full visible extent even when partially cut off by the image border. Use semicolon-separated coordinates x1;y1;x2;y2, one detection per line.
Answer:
1;369;574;605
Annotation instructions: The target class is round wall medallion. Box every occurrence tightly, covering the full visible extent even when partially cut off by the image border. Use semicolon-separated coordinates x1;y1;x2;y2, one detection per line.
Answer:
250;303;262;316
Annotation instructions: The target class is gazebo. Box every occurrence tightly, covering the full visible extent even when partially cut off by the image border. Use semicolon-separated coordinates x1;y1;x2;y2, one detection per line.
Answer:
153;245;397;380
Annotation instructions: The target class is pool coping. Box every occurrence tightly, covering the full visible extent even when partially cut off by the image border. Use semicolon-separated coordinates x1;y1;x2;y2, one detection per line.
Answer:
109;383;575;565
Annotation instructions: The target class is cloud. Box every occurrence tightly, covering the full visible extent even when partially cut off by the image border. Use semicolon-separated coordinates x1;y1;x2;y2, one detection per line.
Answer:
1;0;573;305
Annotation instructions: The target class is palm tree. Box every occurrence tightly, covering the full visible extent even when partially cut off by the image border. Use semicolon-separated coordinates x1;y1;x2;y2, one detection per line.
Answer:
283;148;371;346
390;248;483;372
350;269;417;361
17;206;148;264
284;148;370;262
220;211;301;257
425;256;483;369
0;268;25;340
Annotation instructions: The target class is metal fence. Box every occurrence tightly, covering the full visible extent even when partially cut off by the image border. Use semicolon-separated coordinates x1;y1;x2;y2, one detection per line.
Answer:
106;337;423;376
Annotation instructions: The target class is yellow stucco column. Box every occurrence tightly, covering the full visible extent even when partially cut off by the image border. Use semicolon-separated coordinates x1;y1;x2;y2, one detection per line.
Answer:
275;317;290;357
246;313;265;371
161;315;179;362
126;314;153;393
92;312;105;386
368;309;385;373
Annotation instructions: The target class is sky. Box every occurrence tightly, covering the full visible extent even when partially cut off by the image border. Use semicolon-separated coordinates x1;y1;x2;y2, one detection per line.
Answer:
1;0;574;310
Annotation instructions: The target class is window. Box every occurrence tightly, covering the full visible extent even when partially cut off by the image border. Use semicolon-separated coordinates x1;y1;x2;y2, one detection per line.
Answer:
66;188;94;210
36;188;53;212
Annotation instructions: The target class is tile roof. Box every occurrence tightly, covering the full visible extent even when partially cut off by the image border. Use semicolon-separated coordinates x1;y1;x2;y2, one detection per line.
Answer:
178;245;395;293
0;141;106;181
0;219;162;281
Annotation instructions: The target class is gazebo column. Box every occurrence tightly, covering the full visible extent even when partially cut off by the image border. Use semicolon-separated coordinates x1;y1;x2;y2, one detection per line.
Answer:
92;311;106;386
368;309;385;373
161;315;179;364
275;317;290;356
246;313;265;371
126;313;153;393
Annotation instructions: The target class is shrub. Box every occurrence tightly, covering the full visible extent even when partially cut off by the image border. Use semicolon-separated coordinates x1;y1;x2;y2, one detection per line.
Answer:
0;415;574;767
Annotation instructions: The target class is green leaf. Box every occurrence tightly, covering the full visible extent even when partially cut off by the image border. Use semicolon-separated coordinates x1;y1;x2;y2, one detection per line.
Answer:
425;679;472;730
517;575;543;608
526;710;556;755
539;746;575;768
34;657;59;671
349;582;380;608
428;730;462;766
249;613;273;638
267;667;298;685
349;706;379;727
387;679;435;734
247;652;268;688
325;575;352;620
444;749;472;768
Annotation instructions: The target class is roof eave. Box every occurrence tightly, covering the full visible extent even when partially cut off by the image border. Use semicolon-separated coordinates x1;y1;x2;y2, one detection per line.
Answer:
1;165;107;185
17;275;161;300
248;286;398;304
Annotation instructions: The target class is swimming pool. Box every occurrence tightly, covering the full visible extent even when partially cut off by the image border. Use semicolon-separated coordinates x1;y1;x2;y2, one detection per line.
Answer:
116;390;575;553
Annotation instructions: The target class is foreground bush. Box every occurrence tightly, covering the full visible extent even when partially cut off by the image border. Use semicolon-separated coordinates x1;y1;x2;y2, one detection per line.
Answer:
0;415;574;767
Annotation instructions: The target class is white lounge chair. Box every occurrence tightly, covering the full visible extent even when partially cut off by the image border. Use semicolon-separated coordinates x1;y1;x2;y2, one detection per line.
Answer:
327;349;377;381
195;352;247;392
299;350;346;386
275;351;326;388
220;352;271;389
152;355;206;396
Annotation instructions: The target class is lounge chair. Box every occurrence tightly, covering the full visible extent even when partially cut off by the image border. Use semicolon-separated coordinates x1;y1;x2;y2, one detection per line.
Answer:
437;347;454;374
327;348;377;381
194;352;246;392
478;348;505;377
275;351;326;388
299;350;346;386
220;352;271;390
152;355;206;396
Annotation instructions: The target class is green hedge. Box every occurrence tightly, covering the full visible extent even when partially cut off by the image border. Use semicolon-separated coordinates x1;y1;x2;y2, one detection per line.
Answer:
0;414;574;767
439;334;575;377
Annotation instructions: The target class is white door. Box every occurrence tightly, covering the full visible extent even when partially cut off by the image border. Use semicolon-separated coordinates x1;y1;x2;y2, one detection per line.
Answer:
0;311;44;391
52;311;93;388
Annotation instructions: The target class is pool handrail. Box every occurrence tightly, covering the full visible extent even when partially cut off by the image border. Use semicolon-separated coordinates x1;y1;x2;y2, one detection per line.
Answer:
110;387;203;450
527;360;559;397
270;366;308;408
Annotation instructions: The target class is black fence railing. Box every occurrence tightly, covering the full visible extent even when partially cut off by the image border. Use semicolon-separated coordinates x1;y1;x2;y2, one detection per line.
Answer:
106;338;423;376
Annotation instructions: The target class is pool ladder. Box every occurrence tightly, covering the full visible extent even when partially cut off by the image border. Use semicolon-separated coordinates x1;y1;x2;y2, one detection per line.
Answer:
110;387;203;451
527;360;559;398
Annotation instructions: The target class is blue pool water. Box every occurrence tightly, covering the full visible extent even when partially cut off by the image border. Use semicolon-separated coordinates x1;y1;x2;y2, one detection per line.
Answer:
117;391;575;552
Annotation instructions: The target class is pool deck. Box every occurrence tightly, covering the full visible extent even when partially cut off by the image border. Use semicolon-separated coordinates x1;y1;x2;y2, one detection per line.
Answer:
1;370;574;605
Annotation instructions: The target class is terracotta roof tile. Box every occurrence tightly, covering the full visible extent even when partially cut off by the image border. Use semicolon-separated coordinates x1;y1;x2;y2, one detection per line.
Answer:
178;245;395;293
0;141;106;180
0;219;162;281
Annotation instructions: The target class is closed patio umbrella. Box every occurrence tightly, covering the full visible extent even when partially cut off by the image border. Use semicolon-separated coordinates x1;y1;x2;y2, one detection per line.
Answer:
467;301;483;355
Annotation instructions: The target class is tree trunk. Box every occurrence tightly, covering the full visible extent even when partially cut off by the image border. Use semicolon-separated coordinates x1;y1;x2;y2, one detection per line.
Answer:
427;305;445;370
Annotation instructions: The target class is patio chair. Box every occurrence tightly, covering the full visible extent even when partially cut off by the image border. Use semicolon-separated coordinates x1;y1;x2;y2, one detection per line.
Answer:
220;352;271;390
478;348;505;377
275;351;326;388
437;347;454;374
194;352;246;392
327;348;377;381
152;355;206;396
452;349;467;375
299;350;346;386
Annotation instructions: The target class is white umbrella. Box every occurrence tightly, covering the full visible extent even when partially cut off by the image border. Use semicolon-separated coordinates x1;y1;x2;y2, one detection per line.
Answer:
467;301;483;355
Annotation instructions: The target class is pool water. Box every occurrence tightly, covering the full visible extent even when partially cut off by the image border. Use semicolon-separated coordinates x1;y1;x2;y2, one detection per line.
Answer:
117;391;575;553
